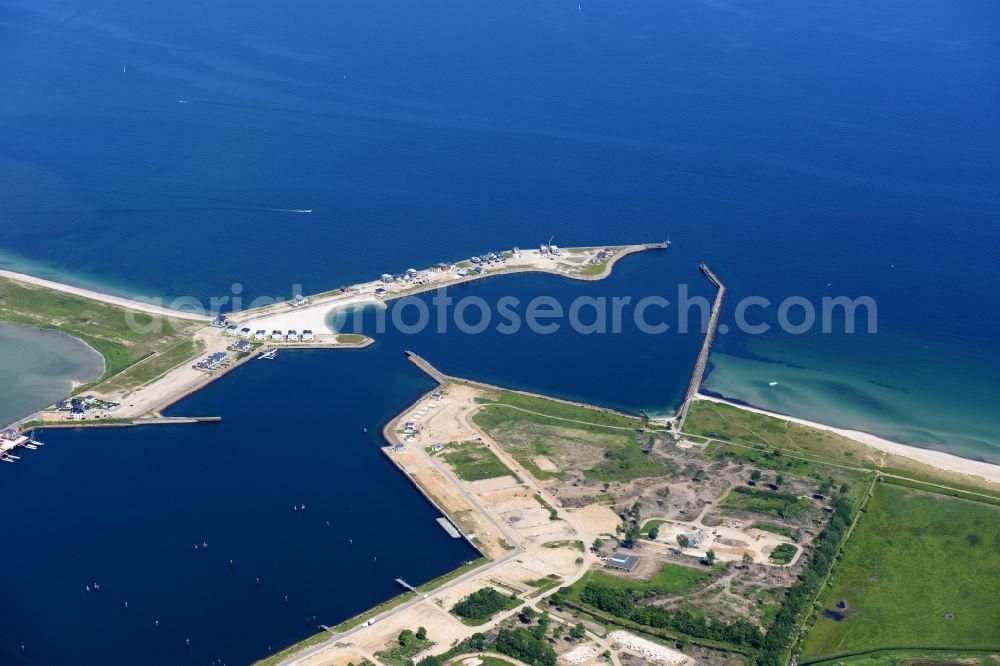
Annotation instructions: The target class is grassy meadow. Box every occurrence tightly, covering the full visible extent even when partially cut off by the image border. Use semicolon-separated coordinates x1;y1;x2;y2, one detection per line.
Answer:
802;485;1000;659
566;562;712;603
686;400;1000;500
720;486;811;519
0;276;201;390
471;389;669;483
440;441;519;482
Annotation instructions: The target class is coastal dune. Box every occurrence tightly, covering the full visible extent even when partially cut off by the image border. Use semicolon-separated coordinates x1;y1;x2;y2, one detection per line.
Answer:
0;269;211;321
696;394;1000;485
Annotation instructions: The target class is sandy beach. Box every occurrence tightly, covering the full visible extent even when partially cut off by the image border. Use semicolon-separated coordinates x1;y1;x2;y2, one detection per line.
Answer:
0;269;211;321
234;293;382;334
695;394;1000;484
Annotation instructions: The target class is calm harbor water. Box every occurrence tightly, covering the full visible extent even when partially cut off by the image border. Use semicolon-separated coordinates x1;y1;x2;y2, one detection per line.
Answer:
0;323;105;426
0;349;478;666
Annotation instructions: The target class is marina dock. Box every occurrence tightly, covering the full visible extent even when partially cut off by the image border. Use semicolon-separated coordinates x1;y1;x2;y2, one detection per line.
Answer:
395;578;429;599
436;516;462;538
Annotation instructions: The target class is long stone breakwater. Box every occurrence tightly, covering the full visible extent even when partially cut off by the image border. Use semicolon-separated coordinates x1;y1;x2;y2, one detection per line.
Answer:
676;264;726;432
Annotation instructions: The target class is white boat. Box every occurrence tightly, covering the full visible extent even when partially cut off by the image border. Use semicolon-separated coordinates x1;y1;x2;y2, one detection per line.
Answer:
261;349;278;360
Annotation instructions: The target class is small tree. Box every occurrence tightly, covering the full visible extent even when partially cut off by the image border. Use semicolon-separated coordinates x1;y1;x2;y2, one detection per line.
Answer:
742;553;753;567
519;606;538;624
622;524;642;549
416;627;427;641
398;629;415;647
749;469;762;483
592;537;604;550
677;534;690;548
648;527;659;540
775;474;784;487
702;549;716;566
570;623;587;641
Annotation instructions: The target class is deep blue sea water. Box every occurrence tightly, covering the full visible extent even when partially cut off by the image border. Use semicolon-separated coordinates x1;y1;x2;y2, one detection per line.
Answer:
0;0;999;660
1;0;997;462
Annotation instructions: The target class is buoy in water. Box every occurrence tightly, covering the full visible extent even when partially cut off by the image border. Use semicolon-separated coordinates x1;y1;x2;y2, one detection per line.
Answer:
283;595;289;605
154;620;160;629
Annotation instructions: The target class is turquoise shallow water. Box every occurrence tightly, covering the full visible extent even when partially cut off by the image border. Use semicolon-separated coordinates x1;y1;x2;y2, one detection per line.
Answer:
704;332;1000;463
0;323;105;426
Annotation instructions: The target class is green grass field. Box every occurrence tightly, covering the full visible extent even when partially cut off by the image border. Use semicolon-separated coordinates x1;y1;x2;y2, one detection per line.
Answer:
0;276;201;390
802;648;1000;666
802;485;1000;659
567;562;712;603
686;401;1000;500
475;389;645;429
471;389;669;483
97;338;204;394
375;637;433;666
474;658;521;666
752;522;796;539
720;486;810;518
769;543;797;564
440;441;518;481
641;519;666;532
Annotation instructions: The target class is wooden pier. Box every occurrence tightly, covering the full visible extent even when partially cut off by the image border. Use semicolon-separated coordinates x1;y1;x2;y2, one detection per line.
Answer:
676;264;726;432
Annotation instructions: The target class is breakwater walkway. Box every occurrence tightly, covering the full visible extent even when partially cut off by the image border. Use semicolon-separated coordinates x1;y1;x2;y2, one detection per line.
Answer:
676;264;726;432
405;351;450;386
